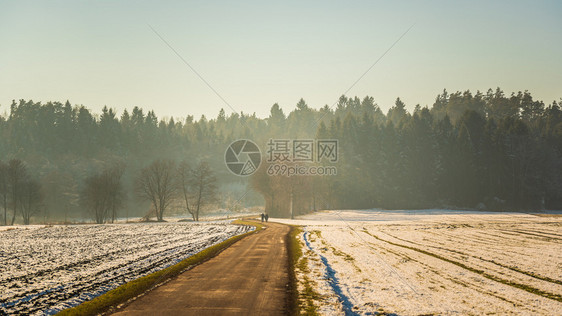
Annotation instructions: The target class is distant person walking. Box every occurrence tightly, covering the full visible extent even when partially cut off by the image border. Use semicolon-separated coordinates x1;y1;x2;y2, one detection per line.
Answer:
260;213;265;222
265;214;269;222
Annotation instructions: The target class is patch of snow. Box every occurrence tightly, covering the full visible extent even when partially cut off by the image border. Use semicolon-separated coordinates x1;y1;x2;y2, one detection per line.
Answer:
276;210;562;315
0;222;253;315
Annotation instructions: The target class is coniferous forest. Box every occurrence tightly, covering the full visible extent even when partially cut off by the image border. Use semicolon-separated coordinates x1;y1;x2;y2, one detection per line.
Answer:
1;88;561;222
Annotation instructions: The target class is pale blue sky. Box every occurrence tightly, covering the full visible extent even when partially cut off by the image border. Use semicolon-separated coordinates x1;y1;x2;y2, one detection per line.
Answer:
1;0;560;119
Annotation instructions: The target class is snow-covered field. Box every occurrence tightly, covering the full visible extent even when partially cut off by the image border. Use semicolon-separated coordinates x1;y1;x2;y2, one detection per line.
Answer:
274;210;562;315
0;222;253;315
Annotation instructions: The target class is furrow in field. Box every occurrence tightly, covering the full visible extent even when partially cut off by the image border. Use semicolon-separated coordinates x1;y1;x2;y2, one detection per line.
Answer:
424;229;537;259
315;227;546;315
357;230;556;315
380;230;562;286
361;229;562;302
498;229;562;242
382;245;549;314
0;223;250;315
3;233;225;313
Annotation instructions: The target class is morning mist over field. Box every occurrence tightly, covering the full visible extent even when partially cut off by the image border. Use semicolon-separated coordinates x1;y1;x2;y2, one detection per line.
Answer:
1;1;561;315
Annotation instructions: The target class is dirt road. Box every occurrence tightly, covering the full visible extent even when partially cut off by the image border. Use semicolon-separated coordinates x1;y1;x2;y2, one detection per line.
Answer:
113;221;291;316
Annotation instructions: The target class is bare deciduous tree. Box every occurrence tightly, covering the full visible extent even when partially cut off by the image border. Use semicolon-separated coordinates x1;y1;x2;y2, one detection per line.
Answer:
106;163;126;223
0;162;8;225
19;178;42;225
251;162;313;218
179;161;217;221
80;164;126;224
81;173;109;224
190;161;217;221
41;171;79;224
177;161;195;220
7;159;28;225
136;160;176;221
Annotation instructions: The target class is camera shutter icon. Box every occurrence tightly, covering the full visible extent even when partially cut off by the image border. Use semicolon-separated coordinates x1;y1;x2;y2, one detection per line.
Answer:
225;139;261;176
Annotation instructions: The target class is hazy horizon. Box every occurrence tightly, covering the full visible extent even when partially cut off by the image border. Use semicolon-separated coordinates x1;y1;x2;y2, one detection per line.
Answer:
1;0;561;119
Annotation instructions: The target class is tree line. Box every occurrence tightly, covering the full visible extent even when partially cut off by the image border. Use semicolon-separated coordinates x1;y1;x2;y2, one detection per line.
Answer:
80;159;217;224
0;87;560;222
253;89;562;217
0;158;217;225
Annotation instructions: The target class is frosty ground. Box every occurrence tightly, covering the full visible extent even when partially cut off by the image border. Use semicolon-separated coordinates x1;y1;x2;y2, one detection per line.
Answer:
0;221;252;315
274;210;562;315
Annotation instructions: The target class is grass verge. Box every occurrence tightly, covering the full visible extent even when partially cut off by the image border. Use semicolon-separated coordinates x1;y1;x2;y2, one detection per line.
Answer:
287;225;301;315
288;226;320;315
57;220;262;316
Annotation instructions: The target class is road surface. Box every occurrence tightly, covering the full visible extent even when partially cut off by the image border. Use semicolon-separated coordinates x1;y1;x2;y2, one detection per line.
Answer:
113;221;291;316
